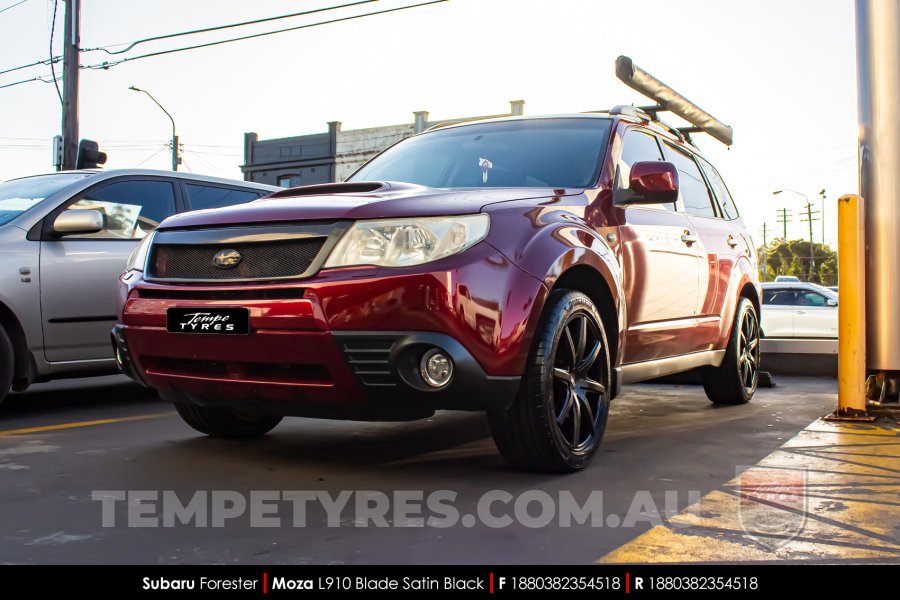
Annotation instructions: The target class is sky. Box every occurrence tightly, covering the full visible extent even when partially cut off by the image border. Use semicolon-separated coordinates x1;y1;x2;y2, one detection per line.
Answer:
0;0;859;246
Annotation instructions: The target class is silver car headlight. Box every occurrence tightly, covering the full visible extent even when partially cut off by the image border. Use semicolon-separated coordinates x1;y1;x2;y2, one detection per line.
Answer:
324;214;490;269
126;231;155;272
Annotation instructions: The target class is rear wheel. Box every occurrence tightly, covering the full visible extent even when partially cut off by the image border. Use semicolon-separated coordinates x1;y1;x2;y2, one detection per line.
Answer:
0;326;12;407
489;290;612;472
702;298;760;405
174;403;282;438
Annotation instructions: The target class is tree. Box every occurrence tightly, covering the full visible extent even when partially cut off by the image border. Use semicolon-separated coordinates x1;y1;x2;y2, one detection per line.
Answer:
818;256;837;286
757;239;837;286
788;256;804;279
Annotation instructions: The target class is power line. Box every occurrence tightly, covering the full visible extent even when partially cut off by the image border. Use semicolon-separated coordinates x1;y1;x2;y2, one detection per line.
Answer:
0;74;55;89
0;0;28;15
178;142;241;149
0;55;59;77
0;136;47;141
0;1;377;76
181;147;241;158
83;0;378;56
134;145;168;167
0;2;376;74
182;150;229;175
81;0;448;71
0;1;448;90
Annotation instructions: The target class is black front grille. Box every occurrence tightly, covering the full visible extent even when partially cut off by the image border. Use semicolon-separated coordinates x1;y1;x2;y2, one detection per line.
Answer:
149;238;326;281
341;338;397;387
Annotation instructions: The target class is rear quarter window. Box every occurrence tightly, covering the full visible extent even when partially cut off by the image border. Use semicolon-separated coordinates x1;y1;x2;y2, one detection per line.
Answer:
697;157;740;220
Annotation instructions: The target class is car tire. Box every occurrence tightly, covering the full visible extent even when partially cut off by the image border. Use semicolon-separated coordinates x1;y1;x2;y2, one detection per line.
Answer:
488;290;612;473
174;403;282;439
702;297;760;405
0;326;12;407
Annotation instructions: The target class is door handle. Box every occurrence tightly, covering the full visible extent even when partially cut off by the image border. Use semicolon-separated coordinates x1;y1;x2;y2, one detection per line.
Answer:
681;231;699;245
727;235;739;248
795;310;806;315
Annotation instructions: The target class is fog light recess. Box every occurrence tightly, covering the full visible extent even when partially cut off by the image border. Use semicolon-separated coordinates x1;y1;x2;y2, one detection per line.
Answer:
420;348;453;388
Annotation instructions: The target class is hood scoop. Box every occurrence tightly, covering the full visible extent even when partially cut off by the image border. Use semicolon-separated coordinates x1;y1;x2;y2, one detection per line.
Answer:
266;181;409;199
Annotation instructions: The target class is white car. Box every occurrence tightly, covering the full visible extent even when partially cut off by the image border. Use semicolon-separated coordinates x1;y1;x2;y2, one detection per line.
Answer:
761;282;838;338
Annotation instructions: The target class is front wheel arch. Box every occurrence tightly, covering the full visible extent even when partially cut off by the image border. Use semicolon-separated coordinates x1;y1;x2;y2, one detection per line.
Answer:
0;300;32;390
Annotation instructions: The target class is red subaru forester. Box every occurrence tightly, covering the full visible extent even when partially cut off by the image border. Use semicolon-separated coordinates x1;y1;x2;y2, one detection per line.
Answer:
115;109;761;472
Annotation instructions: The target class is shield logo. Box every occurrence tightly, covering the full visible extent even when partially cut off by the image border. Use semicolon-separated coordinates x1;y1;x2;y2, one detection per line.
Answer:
736;466;808;549
213;249;242;269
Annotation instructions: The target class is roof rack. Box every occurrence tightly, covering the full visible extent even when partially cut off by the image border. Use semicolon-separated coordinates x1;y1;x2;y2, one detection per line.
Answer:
613;56;733;146
607;105;694;144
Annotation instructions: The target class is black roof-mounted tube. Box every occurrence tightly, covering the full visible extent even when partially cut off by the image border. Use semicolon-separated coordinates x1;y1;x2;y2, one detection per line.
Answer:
615;55;734;146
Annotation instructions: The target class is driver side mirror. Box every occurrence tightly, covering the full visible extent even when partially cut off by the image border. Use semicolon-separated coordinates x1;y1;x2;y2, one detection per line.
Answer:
616;161;679;206
826;298;837;307
51;209;105;237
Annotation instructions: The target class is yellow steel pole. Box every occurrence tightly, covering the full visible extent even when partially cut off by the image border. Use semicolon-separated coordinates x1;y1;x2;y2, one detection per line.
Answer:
827;194;874;421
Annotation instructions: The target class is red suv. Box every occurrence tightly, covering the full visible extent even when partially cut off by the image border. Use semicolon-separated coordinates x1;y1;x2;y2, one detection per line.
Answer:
115;108;760;472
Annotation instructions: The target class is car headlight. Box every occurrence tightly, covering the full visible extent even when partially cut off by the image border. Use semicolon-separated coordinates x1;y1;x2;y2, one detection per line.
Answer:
126;231;155;272
324;214;490;269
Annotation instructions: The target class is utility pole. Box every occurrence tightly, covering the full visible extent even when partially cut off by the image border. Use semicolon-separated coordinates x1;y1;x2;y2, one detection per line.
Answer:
801;201;821;279
819;189;826;245
759;223;769;281
776;208;792;239
61;0;80;170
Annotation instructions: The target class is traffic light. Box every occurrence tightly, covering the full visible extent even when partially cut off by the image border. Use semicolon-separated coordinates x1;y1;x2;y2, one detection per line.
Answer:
75;139;107;169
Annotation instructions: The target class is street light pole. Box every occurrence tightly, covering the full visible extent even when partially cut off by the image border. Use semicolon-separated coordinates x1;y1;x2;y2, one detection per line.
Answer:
129;86;179;171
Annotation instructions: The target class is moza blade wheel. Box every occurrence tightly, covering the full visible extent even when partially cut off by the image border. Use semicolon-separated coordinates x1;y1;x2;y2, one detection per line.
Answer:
702;297;760;405
489;290;611;472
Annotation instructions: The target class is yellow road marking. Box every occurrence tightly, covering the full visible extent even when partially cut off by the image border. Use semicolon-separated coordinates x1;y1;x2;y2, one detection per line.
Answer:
598;416;900;563
0;411;176;436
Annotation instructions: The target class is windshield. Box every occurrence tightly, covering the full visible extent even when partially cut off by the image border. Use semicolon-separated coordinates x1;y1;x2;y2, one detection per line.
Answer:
0;173;89;226
350;118;612;189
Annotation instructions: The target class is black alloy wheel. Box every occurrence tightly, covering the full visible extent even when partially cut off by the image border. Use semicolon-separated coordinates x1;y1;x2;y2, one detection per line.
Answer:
702;297;760;405
489;290;612;472
551;311;609;452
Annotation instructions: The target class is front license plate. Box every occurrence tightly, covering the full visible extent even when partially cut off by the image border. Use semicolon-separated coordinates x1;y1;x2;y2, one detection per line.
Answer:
167;307;250;335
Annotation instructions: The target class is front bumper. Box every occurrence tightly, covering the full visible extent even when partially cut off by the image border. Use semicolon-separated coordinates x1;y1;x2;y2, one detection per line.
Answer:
115;244;544;420
113;325;520;420
111;325;147;387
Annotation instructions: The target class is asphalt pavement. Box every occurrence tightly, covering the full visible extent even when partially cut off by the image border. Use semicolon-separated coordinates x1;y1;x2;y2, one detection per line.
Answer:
0;374;837;564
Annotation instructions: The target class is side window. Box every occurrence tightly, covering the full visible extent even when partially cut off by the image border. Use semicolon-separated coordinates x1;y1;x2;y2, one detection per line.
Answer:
619;130;674;211
764;289;798;306
64;180;176;239
697;157;740;220
185;184;260;211
797;291;828;307
663;142;716;218
277;174;300;188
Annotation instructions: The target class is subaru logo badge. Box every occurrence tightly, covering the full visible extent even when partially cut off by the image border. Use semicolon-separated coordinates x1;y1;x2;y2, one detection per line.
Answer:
212;249;242;269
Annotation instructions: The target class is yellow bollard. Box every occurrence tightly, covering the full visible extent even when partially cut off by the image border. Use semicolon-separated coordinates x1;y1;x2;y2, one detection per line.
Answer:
826;194;875;421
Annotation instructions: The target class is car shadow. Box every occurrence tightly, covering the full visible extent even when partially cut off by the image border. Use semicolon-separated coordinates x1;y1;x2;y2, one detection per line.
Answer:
160;410;509;474
0;377;161;419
